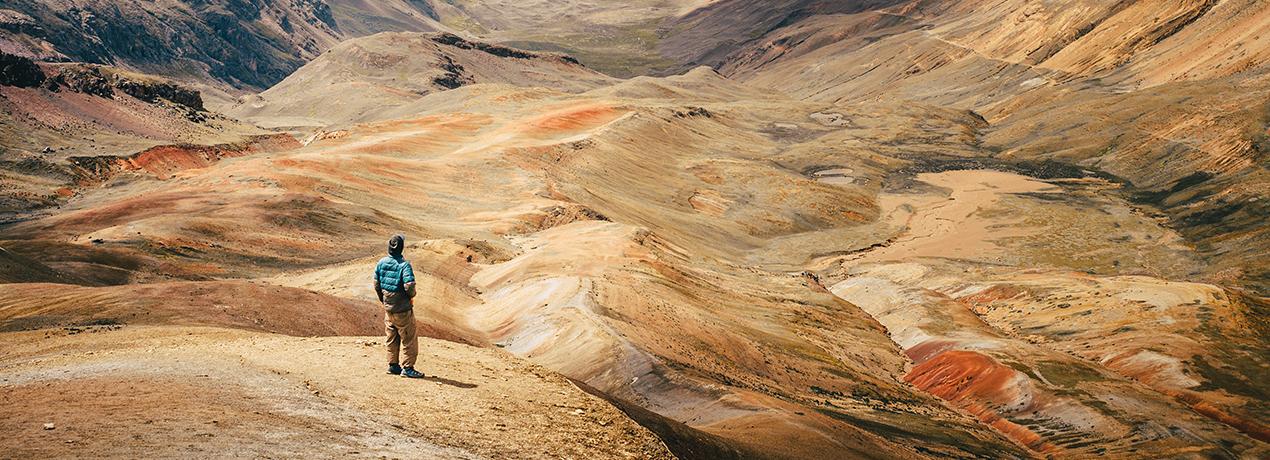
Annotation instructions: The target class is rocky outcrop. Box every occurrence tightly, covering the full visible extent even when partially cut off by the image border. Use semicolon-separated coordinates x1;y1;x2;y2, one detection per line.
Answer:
431;32;536;60
0;52;44;87
42;64;206;115
431;54;472;89
44;65;113;97
111;76;204;111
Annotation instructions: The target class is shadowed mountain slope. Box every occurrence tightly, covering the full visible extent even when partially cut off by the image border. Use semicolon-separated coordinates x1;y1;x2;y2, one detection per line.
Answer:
0;0;449;93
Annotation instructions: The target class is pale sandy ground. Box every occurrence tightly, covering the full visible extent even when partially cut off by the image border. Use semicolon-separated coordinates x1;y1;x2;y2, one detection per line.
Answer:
0;325;673;459
849;169;1060;264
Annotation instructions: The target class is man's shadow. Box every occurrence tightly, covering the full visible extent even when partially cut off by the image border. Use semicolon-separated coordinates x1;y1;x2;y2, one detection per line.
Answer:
420;374;477;389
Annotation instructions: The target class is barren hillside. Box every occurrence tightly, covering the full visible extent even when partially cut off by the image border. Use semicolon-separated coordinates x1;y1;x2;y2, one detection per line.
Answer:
1;1;1267;459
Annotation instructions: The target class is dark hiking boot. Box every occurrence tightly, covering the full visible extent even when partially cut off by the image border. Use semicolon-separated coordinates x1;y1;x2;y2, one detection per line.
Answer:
401;367;424;379
387;363;402;375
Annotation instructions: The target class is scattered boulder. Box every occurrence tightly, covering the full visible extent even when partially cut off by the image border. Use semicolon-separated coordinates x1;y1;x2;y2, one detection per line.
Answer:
432;55;472;90
673;106;711;118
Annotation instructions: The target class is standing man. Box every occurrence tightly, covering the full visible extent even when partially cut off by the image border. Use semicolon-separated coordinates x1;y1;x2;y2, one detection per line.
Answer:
374;234;424;378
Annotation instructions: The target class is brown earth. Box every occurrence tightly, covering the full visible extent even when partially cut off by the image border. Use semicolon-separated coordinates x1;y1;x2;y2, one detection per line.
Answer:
0;61;276;216
0;325;673;459
2;2;1269;459
2;59;1033;458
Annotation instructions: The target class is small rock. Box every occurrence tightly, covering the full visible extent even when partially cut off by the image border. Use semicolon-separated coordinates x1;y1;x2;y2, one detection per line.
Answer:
572;409;585;416
43;423;55;430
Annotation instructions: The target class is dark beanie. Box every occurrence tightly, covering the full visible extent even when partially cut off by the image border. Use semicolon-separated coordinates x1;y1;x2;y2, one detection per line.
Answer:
388;234;405;255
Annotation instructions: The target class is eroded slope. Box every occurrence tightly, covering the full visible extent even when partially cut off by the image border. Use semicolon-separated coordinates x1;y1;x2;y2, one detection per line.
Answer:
3;5;1268;458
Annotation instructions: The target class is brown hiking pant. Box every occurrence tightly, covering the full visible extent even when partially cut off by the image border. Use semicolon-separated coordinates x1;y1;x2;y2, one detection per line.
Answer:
385;309;418;368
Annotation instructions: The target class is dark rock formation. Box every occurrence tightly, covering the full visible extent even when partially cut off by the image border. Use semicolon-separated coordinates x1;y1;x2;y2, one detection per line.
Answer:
0;53;45;87
432;55;472;90
112;77;205;111
40;64;206;118
431;33;537;60
45;66;114;97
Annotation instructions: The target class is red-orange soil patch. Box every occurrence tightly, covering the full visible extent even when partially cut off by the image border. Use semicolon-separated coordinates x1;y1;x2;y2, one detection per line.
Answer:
523;104;623;135
126;134;300;178
905;350;1054;453
1173;390;1270;442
